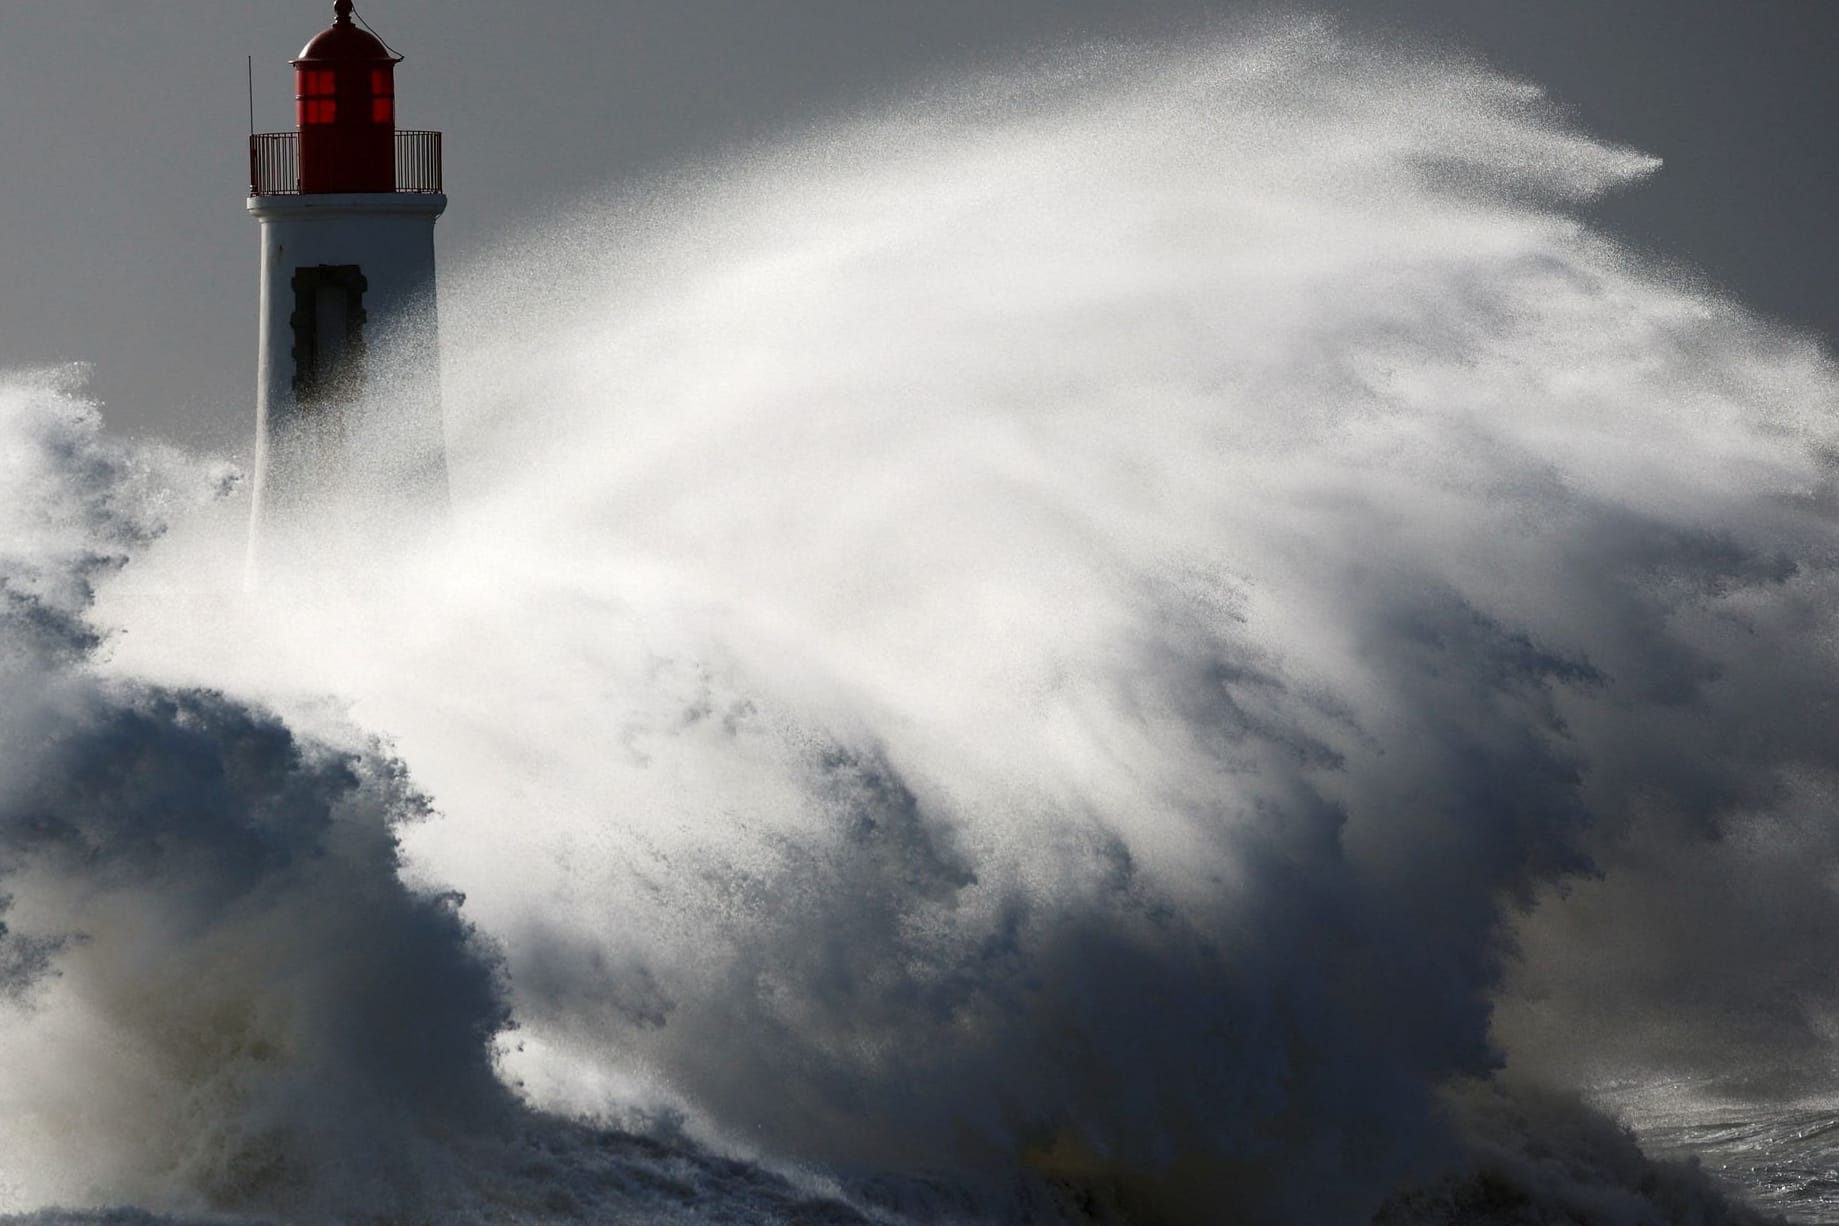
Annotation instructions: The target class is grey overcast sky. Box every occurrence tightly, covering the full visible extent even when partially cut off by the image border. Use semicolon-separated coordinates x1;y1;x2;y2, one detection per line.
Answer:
1;1;1835;454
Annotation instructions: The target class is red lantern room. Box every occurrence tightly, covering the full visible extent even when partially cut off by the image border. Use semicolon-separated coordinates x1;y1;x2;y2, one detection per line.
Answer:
293;0;399;194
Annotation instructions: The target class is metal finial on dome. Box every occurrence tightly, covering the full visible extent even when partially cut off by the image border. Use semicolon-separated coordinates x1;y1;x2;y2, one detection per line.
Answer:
334;0;354;24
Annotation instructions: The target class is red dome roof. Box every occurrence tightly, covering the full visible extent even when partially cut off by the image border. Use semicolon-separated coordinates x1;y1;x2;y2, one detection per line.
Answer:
295;1;399;65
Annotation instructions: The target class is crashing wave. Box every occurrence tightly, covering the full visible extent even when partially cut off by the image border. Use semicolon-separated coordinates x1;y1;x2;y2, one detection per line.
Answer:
6;20;1839;1225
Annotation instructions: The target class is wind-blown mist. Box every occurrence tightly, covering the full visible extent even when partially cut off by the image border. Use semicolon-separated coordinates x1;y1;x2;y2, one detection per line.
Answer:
5;21;1837;1225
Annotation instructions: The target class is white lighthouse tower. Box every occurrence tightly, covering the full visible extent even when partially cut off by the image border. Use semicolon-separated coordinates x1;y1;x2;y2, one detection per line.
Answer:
246;0;447;574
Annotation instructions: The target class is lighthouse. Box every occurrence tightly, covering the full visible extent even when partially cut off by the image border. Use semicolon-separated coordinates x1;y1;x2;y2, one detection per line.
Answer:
247;0;447;573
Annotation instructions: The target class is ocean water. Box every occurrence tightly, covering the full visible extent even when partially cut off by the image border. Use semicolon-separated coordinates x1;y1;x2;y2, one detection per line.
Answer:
1611;1089;1839;1225
4;21;1838;1225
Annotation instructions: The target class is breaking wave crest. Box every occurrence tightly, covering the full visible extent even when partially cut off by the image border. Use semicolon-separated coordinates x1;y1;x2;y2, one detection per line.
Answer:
4;22;1836;1224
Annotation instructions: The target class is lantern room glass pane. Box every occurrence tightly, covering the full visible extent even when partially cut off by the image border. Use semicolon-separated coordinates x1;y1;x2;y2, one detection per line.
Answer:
370;68;394;97
371;97;394;124
298;99;337;125
301;70;336;97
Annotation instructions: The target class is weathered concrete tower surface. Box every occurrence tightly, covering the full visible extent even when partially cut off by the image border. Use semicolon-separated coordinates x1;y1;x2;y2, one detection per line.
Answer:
247;0;447;575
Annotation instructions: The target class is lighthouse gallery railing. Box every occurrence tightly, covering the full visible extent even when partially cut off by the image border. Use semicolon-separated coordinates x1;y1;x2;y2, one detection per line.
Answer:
249;131;443;196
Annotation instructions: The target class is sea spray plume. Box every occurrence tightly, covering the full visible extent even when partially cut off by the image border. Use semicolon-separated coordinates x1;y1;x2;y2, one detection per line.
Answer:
0;696;512;1214
0;371;518;1220
0;374;918;1226
96;19;1839;1224
0;367;172;667
436;26;1838;1215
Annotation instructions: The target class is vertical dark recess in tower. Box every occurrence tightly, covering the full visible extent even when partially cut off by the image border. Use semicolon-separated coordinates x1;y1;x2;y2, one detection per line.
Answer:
290;263;368;406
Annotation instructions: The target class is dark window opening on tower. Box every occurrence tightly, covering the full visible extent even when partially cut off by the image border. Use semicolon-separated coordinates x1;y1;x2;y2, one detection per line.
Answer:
290;265;368;405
